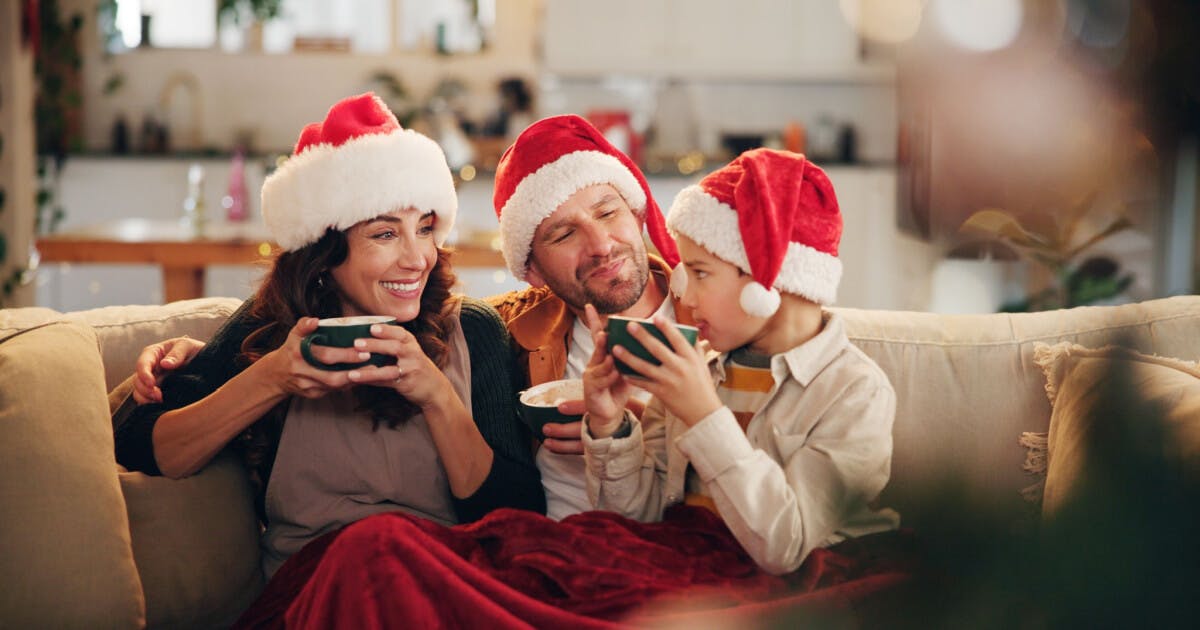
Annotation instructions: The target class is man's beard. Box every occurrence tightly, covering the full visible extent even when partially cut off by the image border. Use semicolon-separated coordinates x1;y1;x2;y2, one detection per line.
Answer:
553;245;650;314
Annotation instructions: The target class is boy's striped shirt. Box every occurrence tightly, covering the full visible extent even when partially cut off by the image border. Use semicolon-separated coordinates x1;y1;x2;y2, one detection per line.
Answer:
685;347;774;511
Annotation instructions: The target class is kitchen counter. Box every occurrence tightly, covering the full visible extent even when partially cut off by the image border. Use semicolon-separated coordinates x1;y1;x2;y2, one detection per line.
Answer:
39;158;927;313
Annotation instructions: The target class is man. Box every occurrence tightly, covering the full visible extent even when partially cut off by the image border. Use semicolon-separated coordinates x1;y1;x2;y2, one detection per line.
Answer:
124;115;690;520
485;114;688;518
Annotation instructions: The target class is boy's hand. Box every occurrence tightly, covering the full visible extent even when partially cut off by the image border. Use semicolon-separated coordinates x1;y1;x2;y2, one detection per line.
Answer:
581;304;633;437
612;314;721;427
133;336;208;404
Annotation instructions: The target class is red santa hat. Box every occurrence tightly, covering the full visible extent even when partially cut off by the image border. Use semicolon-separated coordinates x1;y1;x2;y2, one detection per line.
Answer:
666;148;842;317
492;114;678;280
261;92;457;252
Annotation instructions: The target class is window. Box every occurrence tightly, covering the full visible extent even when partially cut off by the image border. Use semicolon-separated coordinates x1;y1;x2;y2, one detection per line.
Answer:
105;0;494;55
112;0;217;50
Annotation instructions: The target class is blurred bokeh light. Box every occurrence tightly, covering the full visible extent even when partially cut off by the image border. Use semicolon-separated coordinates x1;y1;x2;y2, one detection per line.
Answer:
931;0;1024;52
839;0;925;44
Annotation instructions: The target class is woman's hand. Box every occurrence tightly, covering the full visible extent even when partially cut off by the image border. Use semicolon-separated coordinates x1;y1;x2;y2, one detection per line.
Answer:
345;323;454;409
264;318;366;399
582;304;634;437
612;314;721;427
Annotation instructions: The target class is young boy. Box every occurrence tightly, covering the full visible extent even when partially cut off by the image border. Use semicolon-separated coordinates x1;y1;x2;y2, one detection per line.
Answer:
581;148;899;576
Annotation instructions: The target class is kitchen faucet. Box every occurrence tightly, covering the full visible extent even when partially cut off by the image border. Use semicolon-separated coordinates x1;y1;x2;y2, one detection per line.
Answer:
158;71;204;152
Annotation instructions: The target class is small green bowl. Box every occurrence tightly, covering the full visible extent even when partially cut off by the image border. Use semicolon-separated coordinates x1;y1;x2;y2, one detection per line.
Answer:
605;316;700;376
518;379;584;436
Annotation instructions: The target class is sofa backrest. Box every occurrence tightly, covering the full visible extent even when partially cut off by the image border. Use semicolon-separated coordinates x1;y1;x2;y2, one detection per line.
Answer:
834;296;1200;528
78;298;244;392
7;295;1198;531
2;297;243;393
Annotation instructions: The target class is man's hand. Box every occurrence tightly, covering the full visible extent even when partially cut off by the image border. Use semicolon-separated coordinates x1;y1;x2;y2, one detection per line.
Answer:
541;400;585;454
133;336;208;404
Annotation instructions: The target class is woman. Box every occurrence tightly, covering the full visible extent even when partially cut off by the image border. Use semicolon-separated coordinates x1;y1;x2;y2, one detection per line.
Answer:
115;93;544;578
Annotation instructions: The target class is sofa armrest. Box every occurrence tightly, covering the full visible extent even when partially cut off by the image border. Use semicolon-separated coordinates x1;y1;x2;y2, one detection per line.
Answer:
0;321;146;628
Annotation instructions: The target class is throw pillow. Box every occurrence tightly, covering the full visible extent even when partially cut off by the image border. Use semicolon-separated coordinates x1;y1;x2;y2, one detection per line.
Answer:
120;453;264;628
1033;341;1200;518
0;321;146;627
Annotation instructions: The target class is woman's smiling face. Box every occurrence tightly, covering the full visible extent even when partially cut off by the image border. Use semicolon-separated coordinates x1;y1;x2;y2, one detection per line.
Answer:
330;207;437;322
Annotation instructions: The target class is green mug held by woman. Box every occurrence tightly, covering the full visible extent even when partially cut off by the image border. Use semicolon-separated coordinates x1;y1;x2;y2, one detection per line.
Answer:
300;315;400;370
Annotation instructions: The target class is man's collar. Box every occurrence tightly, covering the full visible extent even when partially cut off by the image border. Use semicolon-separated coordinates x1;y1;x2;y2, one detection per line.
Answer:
505;288;572;351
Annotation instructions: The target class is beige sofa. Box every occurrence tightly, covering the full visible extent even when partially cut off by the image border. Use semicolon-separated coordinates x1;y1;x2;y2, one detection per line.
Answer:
2;295;1198;628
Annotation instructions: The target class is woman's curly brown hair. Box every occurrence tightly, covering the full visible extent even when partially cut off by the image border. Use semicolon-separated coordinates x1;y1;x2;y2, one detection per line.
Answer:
233;226;458;480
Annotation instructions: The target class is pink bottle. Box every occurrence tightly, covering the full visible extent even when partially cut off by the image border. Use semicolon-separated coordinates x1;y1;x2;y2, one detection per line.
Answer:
223;151;248;222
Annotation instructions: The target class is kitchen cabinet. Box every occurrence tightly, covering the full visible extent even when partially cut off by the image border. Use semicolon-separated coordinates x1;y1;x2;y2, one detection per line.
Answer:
543;0;887;81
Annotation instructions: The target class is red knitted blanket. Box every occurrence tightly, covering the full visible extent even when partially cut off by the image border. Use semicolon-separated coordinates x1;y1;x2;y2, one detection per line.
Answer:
235;506;915;629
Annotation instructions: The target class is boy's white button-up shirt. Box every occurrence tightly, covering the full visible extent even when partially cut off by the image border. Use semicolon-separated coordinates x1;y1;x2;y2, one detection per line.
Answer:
583;313;899;575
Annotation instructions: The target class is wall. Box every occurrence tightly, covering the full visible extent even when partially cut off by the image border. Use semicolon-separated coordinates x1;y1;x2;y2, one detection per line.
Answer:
540;0;897;163
545;79;897;165
39;1;941;313
0;1;37;307
66;0;898;163
67;0;542;153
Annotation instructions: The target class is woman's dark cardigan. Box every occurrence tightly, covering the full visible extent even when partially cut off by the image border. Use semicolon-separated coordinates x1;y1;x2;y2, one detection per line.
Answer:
115;296;546;523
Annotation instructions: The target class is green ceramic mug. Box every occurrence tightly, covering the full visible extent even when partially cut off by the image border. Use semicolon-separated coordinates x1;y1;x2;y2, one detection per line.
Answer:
300;315;399;371
606;315;700;376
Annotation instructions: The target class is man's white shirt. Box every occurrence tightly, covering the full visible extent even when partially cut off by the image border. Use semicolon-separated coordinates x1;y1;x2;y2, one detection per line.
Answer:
538;298;676;520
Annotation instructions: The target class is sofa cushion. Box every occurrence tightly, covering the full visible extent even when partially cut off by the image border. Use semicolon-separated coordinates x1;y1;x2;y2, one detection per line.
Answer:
0;321;145;628
836;295;1200;528
1033;342;1200;517
120;453;264;628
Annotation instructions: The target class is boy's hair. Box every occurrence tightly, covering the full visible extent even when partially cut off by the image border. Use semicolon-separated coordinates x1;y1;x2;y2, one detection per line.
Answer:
666;149;842;317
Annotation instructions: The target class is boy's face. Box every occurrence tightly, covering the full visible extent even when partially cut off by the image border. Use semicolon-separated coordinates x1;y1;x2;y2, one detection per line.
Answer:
525;184;650;314
675;234;769;353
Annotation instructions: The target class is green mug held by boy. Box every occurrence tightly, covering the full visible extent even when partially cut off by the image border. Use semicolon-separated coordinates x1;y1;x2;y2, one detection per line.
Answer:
300;315;400;371
606;315;700;376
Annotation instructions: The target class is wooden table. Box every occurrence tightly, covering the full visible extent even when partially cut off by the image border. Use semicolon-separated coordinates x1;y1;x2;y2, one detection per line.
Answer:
35;218;507;303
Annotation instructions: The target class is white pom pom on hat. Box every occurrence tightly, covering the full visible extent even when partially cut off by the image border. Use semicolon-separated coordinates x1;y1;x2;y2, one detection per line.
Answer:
669;263;688;299
739;282;782;318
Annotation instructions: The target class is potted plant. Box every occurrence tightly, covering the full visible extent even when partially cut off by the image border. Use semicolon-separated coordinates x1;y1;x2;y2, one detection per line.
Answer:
217;0;282;51
959;199;1135;312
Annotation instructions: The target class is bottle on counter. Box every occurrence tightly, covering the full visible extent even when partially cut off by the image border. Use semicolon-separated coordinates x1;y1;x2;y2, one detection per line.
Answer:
783;120;806;155
809;114;838;164
837;123;858;164
181;163;207;235
140;111;160;154
223;150;248;222
111;113;130;154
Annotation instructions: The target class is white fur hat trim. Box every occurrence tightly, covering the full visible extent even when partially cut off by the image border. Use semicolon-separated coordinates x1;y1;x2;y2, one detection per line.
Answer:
667;185;842;305
497;150;646;280
262;129;457;251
